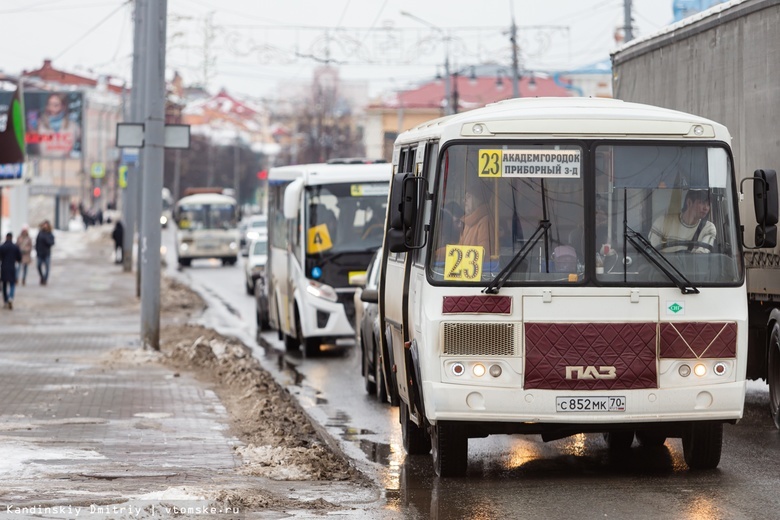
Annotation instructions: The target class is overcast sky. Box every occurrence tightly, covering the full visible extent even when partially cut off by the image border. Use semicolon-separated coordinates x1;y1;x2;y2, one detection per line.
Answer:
0;0;675;98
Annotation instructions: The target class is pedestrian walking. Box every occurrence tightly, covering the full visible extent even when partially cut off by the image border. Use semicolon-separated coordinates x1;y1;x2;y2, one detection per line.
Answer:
15;225;33;285
0;232;22;309
35;220;55;285
111;220;124;264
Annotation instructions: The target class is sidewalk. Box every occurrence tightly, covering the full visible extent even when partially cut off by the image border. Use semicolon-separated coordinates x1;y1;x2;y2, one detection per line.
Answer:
0;225;381;519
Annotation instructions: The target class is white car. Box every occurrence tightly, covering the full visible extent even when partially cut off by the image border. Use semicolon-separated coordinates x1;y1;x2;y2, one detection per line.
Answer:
244;236;268;294
240;214;268;256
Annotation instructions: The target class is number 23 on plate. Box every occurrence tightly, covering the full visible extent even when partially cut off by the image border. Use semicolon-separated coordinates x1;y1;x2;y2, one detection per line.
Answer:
444;245;484;281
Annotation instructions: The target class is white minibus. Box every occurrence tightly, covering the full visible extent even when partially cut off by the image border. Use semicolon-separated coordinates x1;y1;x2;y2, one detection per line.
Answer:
261;159;392;356
380;97;777;476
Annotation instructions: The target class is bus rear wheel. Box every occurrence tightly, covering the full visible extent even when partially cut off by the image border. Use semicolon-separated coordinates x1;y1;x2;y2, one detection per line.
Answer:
432;421;468;477
768;323;780;429
682;422;722;470
400;400;430;455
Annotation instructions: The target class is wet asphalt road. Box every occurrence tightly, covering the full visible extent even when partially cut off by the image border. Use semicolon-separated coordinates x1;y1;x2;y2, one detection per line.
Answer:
164;231;780;520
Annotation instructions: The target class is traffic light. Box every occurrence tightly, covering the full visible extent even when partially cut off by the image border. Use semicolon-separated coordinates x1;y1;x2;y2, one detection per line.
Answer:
93;186;101;198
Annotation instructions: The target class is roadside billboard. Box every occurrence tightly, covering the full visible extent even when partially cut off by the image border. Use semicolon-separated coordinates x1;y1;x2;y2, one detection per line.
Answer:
0;85;26;185
24;91;83;159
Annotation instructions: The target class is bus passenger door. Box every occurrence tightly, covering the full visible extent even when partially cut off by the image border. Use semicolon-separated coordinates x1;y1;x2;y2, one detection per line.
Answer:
409;142;436;338
383;145;418;404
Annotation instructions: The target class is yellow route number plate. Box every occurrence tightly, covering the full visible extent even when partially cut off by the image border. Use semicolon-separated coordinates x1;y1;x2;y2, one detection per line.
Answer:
444;245;484;281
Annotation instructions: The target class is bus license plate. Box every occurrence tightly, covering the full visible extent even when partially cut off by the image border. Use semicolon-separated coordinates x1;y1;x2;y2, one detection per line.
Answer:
556;396;626;412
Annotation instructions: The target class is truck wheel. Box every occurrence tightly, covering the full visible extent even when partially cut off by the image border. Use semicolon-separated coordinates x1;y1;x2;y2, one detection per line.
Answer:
432;421;468;477
400;400;430;455
769;323;780;429
682;422;722;470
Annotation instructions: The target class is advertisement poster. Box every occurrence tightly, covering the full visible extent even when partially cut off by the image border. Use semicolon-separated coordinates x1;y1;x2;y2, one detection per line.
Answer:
25;91;83;159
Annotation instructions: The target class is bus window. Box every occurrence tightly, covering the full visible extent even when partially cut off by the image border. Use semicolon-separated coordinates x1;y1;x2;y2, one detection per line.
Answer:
305;182;388;255
429;143;585;284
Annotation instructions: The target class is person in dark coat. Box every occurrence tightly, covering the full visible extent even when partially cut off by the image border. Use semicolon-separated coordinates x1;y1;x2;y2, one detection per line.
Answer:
35;220;55;285
111;220;124;264
0;232;22;309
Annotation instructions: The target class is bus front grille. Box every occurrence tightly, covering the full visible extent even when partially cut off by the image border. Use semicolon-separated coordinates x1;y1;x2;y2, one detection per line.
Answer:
443;322;517;356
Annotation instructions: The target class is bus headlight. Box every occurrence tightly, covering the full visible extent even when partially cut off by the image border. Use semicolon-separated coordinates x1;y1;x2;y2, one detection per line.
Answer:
179;243;189;252
306;280;338;302
160;215;168;226
693;364;707;377
229;242;237;250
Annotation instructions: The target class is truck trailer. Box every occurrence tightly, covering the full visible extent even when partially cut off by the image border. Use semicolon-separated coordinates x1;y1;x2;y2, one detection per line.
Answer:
612;0;780;427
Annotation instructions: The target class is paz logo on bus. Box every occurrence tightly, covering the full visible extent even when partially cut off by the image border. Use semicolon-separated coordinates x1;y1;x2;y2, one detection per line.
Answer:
667;301;684;315
565;366;617;380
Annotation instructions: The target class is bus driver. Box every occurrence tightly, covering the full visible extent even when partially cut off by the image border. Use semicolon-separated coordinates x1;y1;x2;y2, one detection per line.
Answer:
649;189;716;253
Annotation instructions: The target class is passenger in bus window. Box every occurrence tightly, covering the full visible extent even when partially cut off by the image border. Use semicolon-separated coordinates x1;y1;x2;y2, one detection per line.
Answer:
440;201;464;245
460;191;492;255
649;189;716;253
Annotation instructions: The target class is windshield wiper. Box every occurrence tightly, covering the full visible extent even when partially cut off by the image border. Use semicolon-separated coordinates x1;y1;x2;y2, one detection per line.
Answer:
483;220;551;294
624;225;700;294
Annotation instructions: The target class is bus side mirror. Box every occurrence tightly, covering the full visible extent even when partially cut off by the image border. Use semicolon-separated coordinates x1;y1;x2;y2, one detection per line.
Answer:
283;178;304;220
754;169;779;225
386;173;428;251
360;288;379;304
755;225;777;249
388;173;408;230
753;169;779;248
386;228;407;252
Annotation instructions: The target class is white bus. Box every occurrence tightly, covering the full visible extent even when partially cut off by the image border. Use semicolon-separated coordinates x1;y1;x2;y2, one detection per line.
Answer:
260;159;392;356
380;97;777;476
173;192;240;267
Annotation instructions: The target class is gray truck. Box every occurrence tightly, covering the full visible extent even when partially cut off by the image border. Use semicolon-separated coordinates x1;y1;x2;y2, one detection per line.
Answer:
612;0;780;427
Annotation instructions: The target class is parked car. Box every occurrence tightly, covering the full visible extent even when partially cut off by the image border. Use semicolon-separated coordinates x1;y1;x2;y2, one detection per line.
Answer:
240;214;267;256
355;247;396;405
244;236;268;295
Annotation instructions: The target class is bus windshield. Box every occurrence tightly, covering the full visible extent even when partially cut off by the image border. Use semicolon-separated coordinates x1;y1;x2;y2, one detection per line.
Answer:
428;142;741;287
305;181;388;255
178;202;237;230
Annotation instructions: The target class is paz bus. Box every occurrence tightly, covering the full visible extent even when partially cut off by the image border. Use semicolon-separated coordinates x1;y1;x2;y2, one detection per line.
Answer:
379;97;778;476
173;191;240;267
260;159;392;356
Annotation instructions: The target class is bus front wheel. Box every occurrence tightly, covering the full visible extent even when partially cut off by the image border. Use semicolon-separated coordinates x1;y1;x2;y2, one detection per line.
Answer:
295;309;320;357
768;322;780;429
431;421;468;477
682;421;722;470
